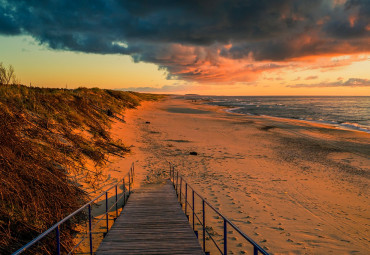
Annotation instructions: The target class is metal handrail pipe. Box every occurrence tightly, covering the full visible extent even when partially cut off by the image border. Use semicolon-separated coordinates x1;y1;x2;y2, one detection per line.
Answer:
204;228;223;254
172;168;269;255
193;212;203;227
13;165;134;255
13;202;90;255
68;233;88;255
225;219;269;255
186;200;193;210
181;178;227;218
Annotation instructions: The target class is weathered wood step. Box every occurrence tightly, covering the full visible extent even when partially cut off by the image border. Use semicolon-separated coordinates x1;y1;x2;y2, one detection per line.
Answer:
96;181;204;255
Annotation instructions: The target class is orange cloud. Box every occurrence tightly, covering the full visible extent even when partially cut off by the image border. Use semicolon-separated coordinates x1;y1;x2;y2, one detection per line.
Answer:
157;41;368;84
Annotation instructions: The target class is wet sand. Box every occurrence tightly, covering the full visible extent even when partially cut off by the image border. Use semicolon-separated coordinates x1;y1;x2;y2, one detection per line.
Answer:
106;96;370;254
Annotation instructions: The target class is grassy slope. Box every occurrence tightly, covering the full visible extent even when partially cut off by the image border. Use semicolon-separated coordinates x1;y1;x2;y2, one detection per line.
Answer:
0;85;162;253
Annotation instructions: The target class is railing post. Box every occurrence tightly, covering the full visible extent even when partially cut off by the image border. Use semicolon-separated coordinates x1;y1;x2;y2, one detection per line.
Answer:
173;166;175;182
179;177;182;205
105;191;109;233
192;190;195;230
176;171;179;195
185;183;188;216
224;218;227;255
123;178;126;206
128;172;131;194
12;163;145;255
202;199;206;252
171;165;174;182
254;246;258;255
115;185;118;219
56;225;61;255
88;204;93;255
169;163;172;180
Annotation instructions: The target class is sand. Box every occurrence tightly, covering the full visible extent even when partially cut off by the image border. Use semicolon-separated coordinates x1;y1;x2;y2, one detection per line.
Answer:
104;96;370;255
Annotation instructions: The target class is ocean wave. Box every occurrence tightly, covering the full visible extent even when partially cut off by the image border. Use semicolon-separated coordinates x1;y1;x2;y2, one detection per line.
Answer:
209;96;370;134
224;107;370;133
339;122;370;133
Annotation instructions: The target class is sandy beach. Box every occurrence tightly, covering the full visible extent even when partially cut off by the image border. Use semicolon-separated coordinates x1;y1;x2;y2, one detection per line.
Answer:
105;96;369;254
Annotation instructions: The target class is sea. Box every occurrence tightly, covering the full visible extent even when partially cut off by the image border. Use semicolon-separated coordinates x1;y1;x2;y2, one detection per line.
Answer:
191;96;370;133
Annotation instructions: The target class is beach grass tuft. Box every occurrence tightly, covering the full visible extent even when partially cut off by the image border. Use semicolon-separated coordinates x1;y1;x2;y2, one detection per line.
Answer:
0;84;162;254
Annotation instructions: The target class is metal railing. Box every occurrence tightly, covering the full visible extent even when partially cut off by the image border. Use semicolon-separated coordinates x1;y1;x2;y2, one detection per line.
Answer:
13;163;135;255
169;163;269;255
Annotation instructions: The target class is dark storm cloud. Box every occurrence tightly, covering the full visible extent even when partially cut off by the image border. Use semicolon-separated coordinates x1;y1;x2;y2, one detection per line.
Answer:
0;4;20;35
0;0;369;80
324;0;370;38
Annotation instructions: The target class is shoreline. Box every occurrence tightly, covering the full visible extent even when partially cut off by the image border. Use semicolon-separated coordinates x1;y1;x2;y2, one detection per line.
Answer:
106;96;369;254
223;106;370;134
186;95;370;134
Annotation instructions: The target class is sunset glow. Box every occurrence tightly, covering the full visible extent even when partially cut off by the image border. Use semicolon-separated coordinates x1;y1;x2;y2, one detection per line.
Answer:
0;0;369;95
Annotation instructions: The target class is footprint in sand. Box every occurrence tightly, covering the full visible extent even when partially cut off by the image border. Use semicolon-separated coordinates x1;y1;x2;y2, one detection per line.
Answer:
271;226;285;231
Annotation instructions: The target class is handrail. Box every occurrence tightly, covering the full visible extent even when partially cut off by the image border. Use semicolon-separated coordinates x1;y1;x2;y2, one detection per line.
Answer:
13;163;135;255
169;163;269;255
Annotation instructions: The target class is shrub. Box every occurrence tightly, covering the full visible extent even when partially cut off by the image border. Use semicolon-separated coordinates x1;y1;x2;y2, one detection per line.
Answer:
0;84;162;253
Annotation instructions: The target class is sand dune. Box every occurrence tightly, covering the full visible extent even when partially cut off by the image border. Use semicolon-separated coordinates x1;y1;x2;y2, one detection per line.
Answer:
106;96;370;254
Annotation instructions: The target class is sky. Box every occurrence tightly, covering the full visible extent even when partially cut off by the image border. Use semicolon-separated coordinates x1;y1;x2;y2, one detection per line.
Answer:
0;0;369;95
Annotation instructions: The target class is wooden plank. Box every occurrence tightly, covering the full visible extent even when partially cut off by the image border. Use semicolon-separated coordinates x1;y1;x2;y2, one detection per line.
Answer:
96;181;204;255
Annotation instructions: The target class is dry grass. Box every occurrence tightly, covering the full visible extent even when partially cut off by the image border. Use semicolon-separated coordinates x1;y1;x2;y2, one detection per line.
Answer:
0;85;162;254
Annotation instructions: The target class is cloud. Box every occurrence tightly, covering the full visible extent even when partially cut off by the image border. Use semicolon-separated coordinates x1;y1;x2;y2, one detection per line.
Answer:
119;83;190;93
305;75;318;80
0;0;369;82
0;4;20;35
323;0;370;39
287;78;370;87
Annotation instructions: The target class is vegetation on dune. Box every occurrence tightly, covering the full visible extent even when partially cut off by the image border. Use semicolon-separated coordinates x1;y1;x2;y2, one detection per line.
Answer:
0;83;162;254
0;63;18;85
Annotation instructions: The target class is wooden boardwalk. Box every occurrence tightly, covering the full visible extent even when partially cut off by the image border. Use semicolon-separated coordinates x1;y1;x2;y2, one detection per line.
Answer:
96;181;204;255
